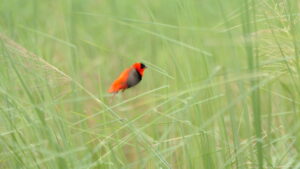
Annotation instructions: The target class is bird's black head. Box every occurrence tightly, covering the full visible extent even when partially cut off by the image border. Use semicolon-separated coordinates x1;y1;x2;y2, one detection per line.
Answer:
140;63;147;69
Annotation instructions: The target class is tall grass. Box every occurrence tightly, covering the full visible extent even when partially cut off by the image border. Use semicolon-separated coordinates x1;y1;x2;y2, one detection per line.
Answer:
1;0;300;168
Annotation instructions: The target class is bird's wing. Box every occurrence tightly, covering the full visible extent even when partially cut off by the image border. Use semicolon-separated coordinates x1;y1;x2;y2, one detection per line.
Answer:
108;68;132;93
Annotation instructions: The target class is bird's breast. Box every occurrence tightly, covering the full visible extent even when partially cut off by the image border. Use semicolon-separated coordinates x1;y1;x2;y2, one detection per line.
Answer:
126;69;142;88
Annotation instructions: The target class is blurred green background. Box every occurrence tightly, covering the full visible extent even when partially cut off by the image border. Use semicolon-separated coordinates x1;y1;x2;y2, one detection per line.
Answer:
1;0;300;168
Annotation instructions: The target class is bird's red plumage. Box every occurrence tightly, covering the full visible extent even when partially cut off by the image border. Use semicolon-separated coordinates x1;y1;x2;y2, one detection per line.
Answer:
108;62;147;93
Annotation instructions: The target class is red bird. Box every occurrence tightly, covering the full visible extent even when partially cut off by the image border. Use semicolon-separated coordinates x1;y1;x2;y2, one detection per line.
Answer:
108;62;147;93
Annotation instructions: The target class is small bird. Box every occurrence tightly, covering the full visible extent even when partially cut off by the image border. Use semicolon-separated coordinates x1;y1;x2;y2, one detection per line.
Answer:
108;62;147;93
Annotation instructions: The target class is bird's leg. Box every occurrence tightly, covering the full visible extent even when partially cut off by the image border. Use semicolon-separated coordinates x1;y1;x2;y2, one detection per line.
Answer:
109;93;116;105
121;89;126;100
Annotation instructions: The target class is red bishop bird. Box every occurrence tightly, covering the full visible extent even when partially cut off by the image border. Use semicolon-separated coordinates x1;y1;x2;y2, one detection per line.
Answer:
108;62;147;93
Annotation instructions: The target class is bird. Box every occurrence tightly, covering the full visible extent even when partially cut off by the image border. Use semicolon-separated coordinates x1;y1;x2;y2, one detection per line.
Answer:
108;62;147;93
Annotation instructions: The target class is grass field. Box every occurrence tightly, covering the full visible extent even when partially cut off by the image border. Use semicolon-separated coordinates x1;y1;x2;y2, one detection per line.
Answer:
1;0;300;168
